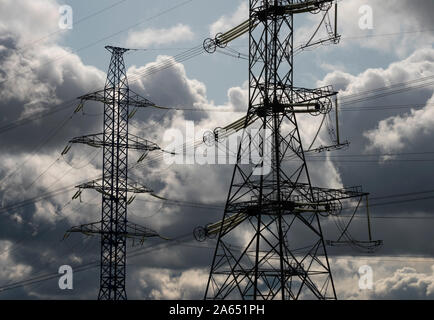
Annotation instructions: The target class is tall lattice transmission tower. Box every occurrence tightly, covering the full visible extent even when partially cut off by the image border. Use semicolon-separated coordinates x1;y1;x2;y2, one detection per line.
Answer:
65;46;163;300
194;0;381;300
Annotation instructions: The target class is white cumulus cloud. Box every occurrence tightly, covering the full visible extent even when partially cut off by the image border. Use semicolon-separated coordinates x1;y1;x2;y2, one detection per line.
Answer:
318;48;434;153
209;1;248;37
372;266;434;299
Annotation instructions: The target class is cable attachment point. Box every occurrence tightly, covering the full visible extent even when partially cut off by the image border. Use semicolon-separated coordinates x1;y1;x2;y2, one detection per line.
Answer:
193;226;207;242
203;130;216;147
214;32;227;49
203;38;217;53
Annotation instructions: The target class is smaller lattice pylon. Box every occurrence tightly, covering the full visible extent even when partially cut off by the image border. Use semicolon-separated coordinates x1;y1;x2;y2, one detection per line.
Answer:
66;46;164;300
62;77;164;300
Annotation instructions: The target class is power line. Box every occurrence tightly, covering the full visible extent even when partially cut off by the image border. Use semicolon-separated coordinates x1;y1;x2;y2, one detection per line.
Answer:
341;28;434;41
339;76;434;105
0;232;193;294
308;151;434;158
0;100;77;135
306;159;434;163
341;215;434;220
17;0;131;53
4;142;434;219
4;1;434;299
0;108;78;187
3;233;434;294
340;103;434;112
4;182;434;275
1;186;434;292
0;0;198;87
3;42;433;141
0;45;206;137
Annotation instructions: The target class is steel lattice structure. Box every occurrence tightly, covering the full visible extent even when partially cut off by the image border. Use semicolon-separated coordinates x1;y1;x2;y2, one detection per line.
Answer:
67;46;161;300
203;0;350;300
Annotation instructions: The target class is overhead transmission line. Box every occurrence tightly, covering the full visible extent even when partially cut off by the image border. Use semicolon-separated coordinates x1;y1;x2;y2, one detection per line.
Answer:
0;106;80;187
1;183;434;290
3;39;434;138
341;28;434;40
0;232;193;294
2;229;434;294
16;0;132;53
0;12;208;192
2;1;434;298
107;74;434;170
4;100;434;221
3;177;434;220
0;0;198;87
338;75;434;105
0;44;208;138
2;3;433;254
4;11;434;132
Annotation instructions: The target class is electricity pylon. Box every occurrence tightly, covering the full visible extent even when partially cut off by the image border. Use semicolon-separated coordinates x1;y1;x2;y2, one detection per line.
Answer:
202;0;367;300
65;46;162;300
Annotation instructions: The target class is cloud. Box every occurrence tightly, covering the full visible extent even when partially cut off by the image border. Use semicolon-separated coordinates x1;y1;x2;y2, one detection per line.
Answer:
318;48;434;154
209;1;248;37
126;24;194;48
128;55;207;110
126;257;434;299
0;0;105;153
227;81;248;112
0;1;255;298
295;0;434;58
0;240;32;281
2;0;434;301
337;0;434;56
361;49;434;153
136;268;208;299
326;258;434;300
364;95;434;153
372;266;434;299
0;0;115;299
0;0;61;46
313;48;434;262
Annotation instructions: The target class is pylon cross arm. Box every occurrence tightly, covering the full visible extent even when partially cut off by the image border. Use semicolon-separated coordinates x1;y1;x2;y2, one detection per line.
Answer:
66;220;164;241
69;133;160;151
77;89;155;108
75;179;154;195
254;0;334;18
204;0;335;53
291;86;337;104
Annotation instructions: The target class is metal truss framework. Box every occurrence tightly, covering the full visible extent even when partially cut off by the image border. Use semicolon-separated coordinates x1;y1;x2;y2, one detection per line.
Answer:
204;0;350;300
67;46;160;300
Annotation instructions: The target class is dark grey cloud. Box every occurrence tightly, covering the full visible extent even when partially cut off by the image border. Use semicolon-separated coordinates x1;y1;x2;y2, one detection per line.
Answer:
398;0;434;29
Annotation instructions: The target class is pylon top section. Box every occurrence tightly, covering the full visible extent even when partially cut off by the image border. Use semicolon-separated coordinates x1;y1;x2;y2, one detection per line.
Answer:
253;0;334;19
105;45;130;55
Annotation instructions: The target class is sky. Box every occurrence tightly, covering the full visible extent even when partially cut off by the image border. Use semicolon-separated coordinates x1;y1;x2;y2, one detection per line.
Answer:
0;0;434;299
